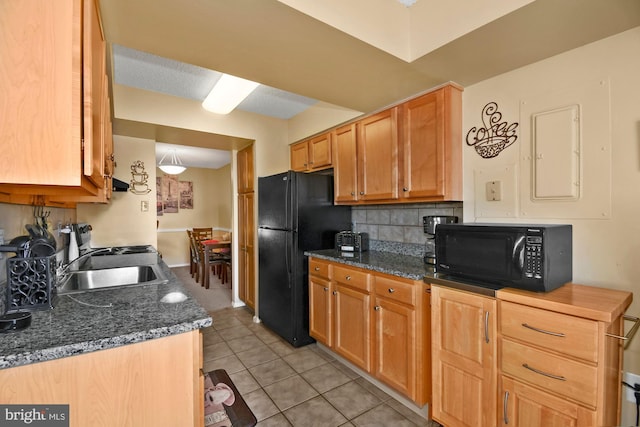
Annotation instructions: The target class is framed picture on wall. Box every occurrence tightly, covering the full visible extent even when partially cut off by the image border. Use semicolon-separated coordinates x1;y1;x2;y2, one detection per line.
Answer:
179;181;193;209
156;177;163;216
162;175;179;214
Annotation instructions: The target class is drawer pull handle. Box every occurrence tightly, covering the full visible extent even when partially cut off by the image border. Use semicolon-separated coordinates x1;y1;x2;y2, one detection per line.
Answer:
323;287;328;291
332;291;337;295
314;266;320;271
388;288;395;293
605;315;640;348
503;391;509;424
522;323;565;337
522;363;566;381
374;306;381;311
484;311;490;344
345;275;351;281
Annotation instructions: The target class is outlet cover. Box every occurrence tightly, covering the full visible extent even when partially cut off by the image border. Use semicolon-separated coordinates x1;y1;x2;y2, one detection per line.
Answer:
623;371;640;402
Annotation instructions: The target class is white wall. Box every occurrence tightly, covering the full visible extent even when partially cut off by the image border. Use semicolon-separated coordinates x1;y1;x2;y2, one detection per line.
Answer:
77;135;158;248
462;27;640;424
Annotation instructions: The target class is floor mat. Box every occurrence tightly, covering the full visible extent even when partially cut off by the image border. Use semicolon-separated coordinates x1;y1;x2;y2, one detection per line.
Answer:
205;369;257;427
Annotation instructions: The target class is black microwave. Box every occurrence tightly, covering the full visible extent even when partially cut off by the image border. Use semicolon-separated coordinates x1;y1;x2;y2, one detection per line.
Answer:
435;223;572;292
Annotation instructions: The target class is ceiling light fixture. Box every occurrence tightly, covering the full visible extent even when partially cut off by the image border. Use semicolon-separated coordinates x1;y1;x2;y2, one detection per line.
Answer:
158;149;186;175
202;74;260;114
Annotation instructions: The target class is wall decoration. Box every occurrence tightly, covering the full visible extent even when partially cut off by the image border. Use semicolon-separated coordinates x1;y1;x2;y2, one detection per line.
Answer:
156;177;163;216
466;102;519;159
162;175;179;213
129;160;152;194
179;181;194;209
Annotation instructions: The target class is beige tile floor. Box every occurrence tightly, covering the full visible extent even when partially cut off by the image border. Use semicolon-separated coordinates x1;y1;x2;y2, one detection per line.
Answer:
202;306;441;427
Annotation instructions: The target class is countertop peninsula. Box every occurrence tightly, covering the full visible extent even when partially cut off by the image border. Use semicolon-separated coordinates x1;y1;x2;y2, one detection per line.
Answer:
0;256;211;369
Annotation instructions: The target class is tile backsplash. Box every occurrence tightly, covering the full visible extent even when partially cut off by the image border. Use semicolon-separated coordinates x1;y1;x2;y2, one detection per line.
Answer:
352;202;463;245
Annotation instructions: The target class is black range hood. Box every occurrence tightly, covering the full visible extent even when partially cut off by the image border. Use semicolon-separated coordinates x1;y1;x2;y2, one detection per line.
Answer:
112;178;130;192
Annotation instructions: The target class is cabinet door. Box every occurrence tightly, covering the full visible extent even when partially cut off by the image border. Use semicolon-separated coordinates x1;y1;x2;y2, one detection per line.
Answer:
290;141;309;171
500;376;596;427
0;0;82;187
431;285;497;427
333;284;371;371
373;296;416;399
309;276;332;346
401;89;443;199
237;145;254;193
333;124;358;203
238;192;255;309
309;133;332;170
401;85;462;201
83;0;106;187
358;108;399;201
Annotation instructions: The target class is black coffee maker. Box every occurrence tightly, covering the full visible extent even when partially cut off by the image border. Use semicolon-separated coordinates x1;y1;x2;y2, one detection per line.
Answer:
423;215;458;265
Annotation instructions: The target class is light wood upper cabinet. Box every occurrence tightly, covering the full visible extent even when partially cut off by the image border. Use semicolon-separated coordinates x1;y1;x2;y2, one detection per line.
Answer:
333;124;359;203
290;132;333;172
331;83;462;205
332;108;400;203
358;108;399;202
0;0;111;204
400;85;462;201
431;285;497;427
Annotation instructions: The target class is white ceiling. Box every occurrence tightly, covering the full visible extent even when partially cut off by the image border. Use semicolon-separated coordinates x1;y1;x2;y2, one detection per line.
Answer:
100;0;640;170
113;44;319;120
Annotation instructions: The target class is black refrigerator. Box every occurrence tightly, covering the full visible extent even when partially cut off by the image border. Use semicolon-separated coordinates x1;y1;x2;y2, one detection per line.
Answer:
258;170;351;347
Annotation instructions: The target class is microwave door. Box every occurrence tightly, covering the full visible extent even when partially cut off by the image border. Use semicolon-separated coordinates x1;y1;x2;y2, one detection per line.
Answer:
512;235;526;276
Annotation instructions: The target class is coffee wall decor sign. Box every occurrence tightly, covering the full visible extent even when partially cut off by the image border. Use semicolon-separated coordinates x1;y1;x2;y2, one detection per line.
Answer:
466;102;519;159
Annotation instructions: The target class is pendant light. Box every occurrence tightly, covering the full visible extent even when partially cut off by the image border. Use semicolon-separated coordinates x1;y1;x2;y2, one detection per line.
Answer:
158;149;186;175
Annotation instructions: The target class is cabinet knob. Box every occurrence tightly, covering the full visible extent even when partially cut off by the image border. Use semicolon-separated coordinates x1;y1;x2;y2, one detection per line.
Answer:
314;266;320;271
351;192;355;196
310;161;314;165
359;191;364;195
388;288;395;293
332;291;337;295
303;163;307;167
345;275;351;280
402;187;408;192
374;306;381;311
323;287;328;291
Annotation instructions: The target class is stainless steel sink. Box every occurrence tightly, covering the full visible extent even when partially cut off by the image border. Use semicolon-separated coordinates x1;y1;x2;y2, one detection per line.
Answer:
57;264;168;294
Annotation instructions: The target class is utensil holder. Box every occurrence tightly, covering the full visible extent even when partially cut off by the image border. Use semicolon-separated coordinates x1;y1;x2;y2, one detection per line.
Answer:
6;255;56;312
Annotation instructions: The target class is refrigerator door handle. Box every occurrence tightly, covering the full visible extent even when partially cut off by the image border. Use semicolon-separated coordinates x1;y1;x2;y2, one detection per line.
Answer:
285;173;290;232
285;232;292;288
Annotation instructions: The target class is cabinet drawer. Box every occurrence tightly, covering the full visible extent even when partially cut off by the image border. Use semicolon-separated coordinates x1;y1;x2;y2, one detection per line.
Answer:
501;338;597;407
500;301;598;362
334;265;370;292
374;276;415;306
309;258;331;279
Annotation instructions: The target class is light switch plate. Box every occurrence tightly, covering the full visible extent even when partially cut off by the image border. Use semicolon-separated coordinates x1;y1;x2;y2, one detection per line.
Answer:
486;180;502;201
141;201;149;212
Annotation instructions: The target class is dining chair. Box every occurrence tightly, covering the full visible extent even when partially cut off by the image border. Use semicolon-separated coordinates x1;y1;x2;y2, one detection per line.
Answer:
186;230;198;278
188;231;204;285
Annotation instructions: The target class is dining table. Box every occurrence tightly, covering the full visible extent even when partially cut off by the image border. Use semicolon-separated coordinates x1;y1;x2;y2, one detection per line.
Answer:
202;240;231;289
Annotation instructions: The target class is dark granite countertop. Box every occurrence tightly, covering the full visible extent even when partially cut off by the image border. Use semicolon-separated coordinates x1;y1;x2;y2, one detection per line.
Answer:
0;255;211;370
306;248;503;297
306;249;431;281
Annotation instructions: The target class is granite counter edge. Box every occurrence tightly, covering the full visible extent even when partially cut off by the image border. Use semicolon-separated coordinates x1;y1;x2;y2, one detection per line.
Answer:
305;250;426;281
0;316;212;370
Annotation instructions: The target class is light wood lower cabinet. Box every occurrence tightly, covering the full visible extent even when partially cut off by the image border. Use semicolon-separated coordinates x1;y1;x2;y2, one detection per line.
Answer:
497;284;632;427
309;258;429;405
0;330;204;427
431;285;497;427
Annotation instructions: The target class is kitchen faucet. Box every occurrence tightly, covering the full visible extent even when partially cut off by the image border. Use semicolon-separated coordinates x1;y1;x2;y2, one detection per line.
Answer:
56;247;113;283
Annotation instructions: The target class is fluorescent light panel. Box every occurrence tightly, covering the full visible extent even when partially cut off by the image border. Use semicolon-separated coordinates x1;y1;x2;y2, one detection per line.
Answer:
202;74;260;114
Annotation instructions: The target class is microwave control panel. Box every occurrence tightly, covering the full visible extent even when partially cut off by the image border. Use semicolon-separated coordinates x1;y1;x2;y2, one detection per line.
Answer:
524;233;543;279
